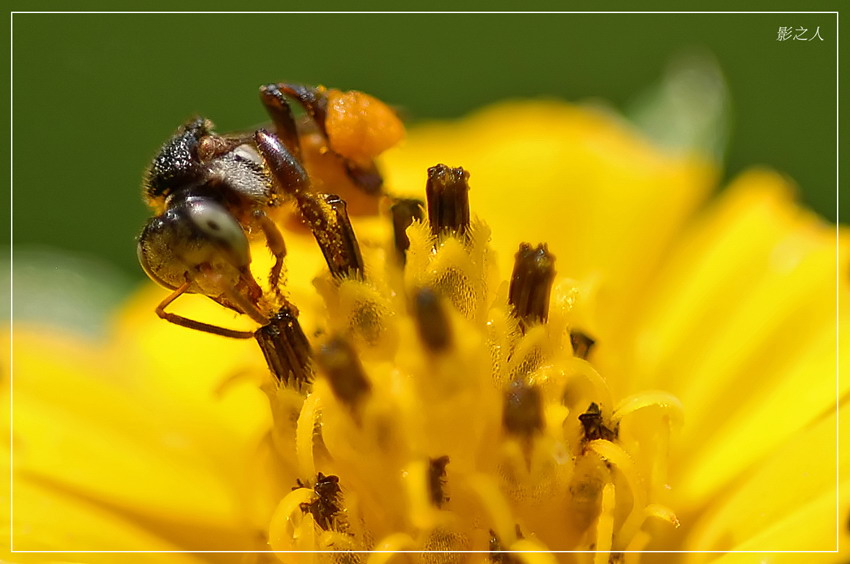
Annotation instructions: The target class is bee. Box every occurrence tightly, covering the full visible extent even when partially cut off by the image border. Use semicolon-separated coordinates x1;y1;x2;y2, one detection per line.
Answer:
136;83;404;340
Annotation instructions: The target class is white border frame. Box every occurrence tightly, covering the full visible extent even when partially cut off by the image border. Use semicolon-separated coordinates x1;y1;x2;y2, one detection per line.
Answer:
7;9;843;557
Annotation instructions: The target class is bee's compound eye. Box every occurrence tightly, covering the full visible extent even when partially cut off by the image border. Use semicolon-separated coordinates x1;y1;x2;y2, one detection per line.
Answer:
137;198;252;298
185;198;250;267
137;216;186;290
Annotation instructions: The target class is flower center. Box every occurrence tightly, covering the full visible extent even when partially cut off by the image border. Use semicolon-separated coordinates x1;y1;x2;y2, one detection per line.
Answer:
252;162;682;562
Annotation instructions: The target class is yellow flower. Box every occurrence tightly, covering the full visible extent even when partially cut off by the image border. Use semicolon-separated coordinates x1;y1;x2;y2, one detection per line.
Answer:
3;96;847;564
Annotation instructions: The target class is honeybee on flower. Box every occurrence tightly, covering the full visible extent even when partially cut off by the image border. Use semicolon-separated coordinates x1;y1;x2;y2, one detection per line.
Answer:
4;68;847;564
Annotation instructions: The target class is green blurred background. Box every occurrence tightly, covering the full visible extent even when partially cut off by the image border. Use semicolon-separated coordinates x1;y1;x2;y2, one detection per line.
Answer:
9;11;842;292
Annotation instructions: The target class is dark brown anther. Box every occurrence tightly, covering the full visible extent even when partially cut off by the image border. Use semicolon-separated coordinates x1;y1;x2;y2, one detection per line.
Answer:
488;526;523;564
578;402;617;442
570;331;596;360
425;164;471;237
254;303;312;390
390;198;425;262
413;287;452;353
316;335;371;412
296;473;346;532
298;193;364;279
508;243;556;327
502;381;544;437
428;456;450;508
488;530;511;564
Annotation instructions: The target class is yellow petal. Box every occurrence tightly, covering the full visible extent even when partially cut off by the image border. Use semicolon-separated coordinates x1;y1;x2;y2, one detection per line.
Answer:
618;169;847;508
683;400;849;556
5;328;260;549
691;478;849;564
1;452;208;560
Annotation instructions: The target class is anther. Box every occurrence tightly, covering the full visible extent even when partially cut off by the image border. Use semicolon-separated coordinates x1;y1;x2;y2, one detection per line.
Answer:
508;243;556;327
502;381;544;437
428;455;451;508
570;331;596;360
316;335;371;412
296;473;345;532
489;525;523;564
254;303;312;390
579;402;617;442
299;193;364;279
390;198;425;262
413;287;452;353
425;164;471;237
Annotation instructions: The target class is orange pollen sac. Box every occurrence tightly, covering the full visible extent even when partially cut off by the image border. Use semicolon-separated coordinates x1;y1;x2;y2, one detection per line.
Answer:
325;89;405;165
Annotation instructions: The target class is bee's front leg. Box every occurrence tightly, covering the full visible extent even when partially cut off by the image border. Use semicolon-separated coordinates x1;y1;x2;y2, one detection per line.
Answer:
253;209;287;296
259;84;302;160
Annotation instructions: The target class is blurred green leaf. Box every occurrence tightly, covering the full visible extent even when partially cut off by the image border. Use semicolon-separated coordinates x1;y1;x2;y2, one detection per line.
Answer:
628;52;730;162
2;248;137;339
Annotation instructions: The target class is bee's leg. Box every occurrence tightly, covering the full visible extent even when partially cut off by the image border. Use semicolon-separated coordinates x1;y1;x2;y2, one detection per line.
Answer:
271;83;383;194
255;130;363;280
254;210;287;295
341;161;383;195
273;83;328;133
254;129;311;198
155;281;256;339
259;84;302;160
222;282;269;325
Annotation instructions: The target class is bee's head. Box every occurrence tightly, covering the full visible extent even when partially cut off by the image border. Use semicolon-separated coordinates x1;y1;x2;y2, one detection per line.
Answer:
137;194;251;298
142;117;213;212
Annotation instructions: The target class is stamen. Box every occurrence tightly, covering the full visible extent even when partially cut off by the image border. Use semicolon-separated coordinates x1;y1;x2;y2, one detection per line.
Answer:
295;393;321;479
390;198;425;261
370;533;416;555
268;486;318;551
612;391;684;426
426;164;471;237
489;529;520;564
316;335;371;412
509;244;556;327
299;193;365;279
428;455;451;508
587;439;648;546
624;532;652;564
579;403;617;442
413;287;452;352
254;303;312;389
467;474;517;547
503;381;544;437
570;331;596;359
593;483;616;564
297;473;346;532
